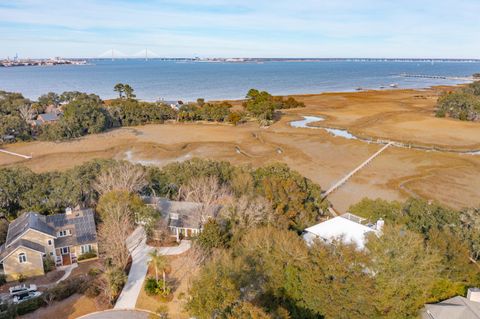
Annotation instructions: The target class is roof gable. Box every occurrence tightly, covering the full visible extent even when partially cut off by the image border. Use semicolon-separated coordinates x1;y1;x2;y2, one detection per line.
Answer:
5;212;55;247
303;215;379;249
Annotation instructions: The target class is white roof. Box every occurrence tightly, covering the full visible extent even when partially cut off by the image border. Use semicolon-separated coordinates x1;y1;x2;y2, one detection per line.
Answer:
303;216;379;249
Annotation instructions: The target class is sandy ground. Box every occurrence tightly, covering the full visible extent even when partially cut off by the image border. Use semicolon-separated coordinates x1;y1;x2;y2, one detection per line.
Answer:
1;86;479;211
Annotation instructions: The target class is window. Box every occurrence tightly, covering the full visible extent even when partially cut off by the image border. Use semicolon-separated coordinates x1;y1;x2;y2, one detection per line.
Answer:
60;247;70;255
18;253;27;263
50;252;54;256
57;230;70;237
48;240;52;245
81;245;92;254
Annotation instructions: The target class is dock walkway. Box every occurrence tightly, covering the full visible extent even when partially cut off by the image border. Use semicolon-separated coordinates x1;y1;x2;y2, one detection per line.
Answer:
323;142;393;198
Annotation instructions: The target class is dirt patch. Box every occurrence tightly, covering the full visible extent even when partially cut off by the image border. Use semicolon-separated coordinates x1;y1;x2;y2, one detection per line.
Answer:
19;293;108;319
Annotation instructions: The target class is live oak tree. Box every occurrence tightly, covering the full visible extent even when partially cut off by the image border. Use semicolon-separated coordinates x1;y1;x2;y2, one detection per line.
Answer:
366;225;442;319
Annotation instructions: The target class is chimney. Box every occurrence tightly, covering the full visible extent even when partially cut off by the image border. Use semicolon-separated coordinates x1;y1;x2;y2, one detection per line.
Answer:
467;288;480;302
65;207;73;215
376;218;384;232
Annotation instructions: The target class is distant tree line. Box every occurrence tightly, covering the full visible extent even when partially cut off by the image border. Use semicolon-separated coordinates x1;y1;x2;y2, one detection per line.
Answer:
0;85;305;143
436;81;480;121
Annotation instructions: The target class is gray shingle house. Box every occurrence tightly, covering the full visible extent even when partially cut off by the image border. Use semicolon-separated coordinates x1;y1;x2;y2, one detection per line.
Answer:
143;196;221;240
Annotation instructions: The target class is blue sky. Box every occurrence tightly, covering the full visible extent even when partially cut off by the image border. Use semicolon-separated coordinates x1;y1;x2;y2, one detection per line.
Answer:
0;0;479;58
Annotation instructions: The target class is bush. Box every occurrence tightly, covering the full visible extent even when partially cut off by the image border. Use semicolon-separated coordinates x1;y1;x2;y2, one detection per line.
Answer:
84;279;102;298
78;251;97;261
144;277;159;296
43;255;55;272
88;267;101;277
45;277;86;302
144;277;170;296
17;274;26;283
16;297;46;316
0;274;6;286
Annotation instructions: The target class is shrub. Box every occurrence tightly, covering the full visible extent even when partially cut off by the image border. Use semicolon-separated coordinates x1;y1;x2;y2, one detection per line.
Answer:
84;279;102;298
144;277;170;296
43;255;55;272
78;251;97;261
45;277;86;302
144;277;159;296
16;297;46;316
17;274;26;283
88;267;101;277
0;274;6;286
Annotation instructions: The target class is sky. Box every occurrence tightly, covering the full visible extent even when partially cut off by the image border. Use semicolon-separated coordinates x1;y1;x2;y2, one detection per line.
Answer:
0;0;479;59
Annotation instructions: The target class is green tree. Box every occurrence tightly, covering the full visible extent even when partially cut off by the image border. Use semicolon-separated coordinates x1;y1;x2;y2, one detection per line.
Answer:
195;219;229;254
349;198;404;223
366;225;442;318
298;240;377;319
186;253;240;319
114;83;125;99
123;84;136;99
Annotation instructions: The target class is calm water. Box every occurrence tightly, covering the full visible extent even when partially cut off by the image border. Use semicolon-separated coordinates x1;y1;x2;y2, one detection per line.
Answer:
0;60;479;101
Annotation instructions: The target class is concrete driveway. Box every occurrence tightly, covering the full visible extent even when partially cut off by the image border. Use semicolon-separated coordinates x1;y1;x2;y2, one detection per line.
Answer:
78;309;150;319
114;227;191;310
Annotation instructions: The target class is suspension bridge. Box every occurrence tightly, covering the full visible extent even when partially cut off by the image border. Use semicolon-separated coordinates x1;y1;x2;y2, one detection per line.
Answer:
96;49;194;61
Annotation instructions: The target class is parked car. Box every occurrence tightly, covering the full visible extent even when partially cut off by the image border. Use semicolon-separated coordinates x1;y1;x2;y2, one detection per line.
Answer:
9;284;38;296
12;291;42;304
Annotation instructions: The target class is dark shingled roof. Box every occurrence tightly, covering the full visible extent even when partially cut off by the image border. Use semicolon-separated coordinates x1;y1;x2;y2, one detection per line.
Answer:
5;212;55;247
46;209;97;247
0;239;46;261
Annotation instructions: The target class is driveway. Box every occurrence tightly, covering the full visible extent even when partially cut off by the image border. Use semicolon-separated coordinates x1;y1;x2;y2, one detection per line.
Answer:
114;227;191;310
78;309;150;319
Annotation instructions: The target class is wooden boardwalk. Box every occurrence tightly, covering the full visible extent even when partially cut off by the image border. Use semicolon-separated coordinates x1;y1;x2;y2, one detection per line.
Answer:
323;142;393;198
0;149;32;159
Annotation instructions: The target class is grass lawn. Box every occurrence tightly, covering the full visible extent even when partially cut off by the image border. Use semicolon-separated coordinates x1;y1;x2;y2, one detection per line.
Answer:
136;252;199;318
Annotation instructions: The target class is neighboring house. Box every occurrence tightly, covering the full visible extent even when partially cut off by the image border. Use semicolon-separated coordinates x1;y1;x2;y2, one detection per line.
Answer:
0;208;98;281
158;99;183;110
144;196;220;241
302;213;383;249
30;112;61;126
423;288;480;319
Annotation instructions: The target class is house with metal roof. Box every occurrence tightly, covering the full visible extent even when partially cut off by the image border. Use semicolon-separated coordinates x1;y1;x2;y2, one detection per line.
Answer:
0;208;98;281
302;213;384;250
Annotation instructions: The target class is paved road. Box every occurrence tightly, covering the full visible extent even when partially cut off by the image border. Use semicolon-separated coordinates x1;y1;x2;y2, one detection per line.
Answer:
114;227;191;310
78;309;150;319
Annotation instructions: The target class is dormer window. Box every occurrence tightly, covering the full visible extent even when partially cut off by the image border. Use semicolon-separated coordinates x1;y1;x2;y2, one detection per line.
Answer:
18;253;27;263
48;239;52;245
57;229;71;237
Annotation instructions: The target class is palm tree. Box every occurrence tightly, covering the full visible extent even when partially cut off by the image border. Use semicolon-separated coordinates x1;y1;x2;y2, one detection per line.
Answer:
114;83;125;99
148;250;169;293
123;84;136;99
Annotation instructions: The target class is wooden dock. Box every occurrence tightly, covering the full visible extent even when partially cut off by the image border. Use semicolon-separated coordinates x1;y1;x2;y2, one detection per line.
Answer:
323;142;393;198
0;149;32;159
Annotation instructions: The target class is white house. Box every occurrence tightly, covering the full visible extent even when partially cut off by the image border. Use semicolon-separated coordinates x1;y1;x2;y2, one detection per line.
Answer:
302;213;383;250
